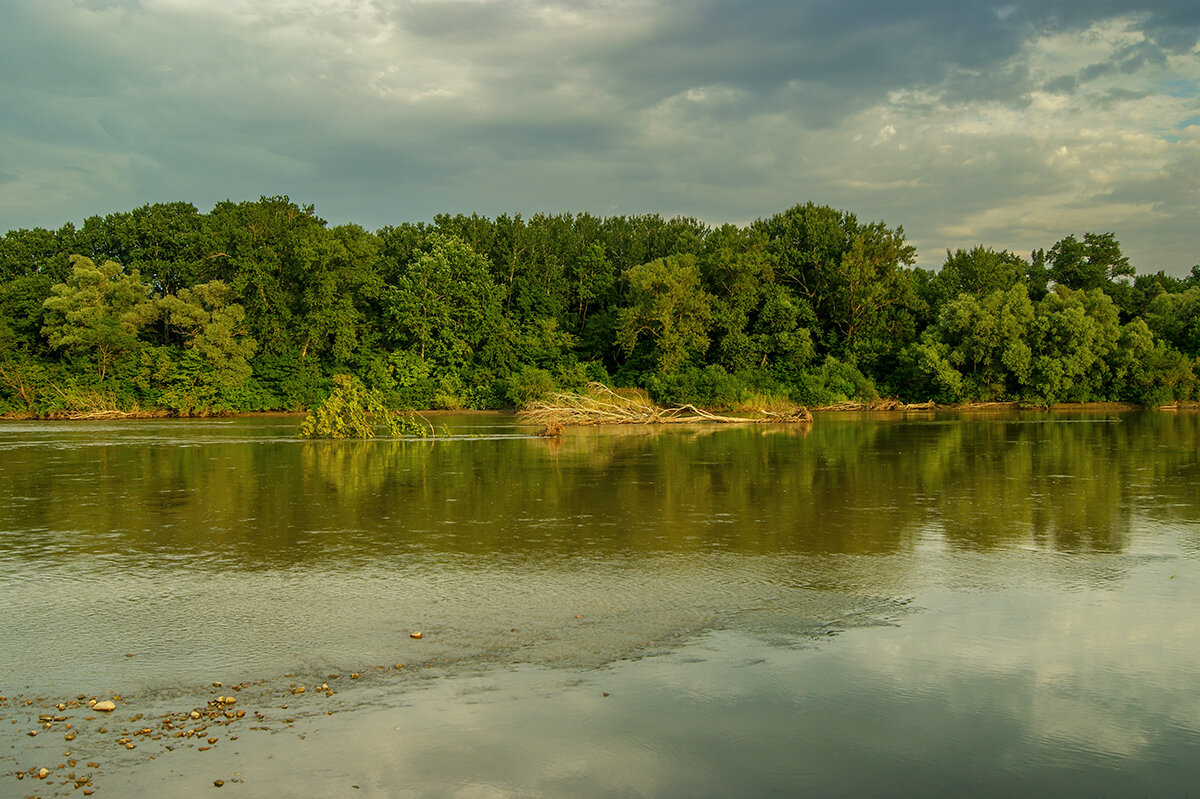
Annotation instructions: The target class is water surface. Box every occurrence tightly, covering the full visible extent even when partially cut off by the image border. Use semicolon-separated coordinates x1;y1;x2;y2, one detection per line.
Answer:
1;412;1198;796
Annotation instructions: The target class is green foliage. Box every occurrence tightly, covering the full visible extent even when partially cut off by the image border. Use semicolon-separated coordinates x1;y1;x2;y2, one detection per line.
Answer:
2;200;1196;415
0;275;53;354
1145;288;1200;357
617;254;714;373
300;374;423;438
42;255;156;380
790;357;880;406
753;202;917;363
645;364;744;409
385;234;505;369
504;365;556;407
147;280;259;414
1048;232;1133;292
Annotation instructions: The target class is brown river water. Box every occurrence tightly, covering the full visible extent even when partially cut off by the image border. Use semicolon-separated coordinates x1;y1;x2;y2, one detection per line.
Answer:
1;411;1198;797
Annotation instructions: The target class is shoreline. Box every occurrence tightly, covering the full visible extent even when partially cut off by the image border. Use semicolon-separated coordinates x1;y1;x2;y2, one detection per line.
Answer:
3;401;1196;423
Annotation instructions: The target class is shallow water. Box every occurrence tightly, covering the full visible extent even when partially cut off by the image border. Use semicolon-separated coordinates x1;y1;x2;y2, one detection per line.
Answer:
2;412;1199;797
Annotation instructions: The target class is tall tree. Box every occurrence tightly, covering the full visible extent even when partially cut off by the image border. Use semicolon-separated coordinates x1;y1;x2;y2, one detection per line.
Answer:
1047;233;1133;291
41;255;155;380
617;254;713;373
384;234;504;369
753;202;916;362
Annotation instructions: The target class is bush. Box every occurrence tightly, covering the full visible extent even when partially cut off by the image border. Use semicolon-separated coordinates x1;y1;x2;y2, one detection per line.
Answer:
504;365;555;407
645;365;744;408
300;374;423;438
788;356;880;406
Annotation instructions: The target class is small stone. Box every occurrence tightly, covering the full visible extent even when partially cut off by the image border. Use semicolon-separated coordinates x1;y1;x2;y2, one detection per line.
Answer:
291;686;305;695
93;700;116;712
190;710;202;719
410;631;423;639
38;767;50;779
214;779;225;787
207;737;218;744
65;731;76;741
222;697;236;706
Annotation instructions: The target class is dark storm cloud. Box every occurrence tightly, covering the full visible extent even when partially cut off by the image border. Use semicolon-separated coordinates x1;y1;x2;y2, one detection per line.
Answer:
1;0;1198;273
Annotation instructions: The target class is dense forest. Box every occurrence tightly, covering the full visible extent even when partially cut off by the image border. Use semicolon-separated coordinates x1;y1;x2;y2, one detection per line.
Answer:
1;196;1198;416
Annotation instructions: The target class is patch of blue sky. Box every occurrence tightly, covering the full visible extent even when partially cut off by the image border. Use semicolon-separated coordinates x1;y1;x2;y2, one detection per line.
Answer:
1159;79;1199;98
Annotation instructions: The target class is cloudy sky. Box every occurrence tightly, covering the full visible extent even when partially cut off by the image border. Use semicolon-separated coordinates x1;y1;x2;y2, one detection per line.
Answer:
1;0;1198;273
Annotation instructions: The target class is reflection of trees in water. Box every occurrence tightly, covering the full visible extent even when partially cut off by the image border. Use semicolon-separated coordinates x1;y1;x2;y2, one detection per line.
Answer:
1;413;1198;566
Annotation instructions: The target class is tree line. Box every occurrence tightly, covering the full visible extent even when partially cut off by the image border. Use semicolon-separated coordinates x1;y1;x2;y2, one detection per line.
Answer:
1;196;1197;416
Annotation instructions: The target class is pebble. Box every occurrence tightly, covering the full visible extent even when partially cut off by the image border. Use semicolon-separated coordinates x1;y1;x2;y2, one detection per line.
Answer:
410;631;423;639
214;779;224;787
93;700;116;712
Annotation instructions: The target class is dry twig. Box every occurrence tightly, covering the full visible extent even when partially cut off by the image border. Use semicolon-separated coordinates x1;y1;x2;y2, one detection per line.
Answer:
521;383;812;432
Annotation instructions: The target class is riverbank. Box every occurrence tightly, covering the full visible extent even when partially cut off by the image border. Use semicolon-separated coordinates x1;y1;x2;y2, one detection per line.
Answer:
3;400;1197;423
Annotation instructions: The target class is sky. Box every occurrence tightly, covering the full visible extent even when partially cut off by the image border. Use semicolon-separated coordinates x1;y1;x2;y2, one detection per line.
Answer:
1;0;1198;274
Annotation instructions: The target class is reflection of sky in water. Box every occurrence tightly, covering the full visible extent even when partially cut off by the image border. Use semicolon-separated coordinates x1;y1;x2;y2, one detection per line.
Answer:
2;413;1199;795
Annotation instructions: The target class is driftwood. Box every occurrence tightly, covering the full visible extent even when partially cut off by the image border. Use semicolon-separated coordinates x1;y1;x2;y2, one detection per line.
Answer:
521;384;812;433
810;399;937;412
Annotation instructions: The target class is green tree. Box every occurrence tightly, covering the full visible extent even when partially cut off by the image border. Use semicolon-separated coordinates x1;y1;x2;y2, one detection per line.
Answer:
939;247;1029;296
937;284;1036;399
42;255;155;380
384;234;504;368
1048;233;1133;291
1028;287;1122;403
753;202;917;363
294;224;384;363
155;281;258;409
616;254;714;373
1145;287;1200;357
202;196;327;356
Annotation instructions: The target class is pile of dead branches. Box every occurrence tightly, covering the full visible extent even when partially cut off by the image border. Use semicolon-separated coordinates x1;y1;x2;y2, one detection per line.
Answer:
810;399;937;412
521;383;812;431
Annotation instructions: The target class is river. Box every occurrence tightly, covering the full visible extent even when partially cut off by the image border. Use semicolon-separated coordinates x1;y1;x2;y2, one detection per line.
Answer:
1;411;1198;797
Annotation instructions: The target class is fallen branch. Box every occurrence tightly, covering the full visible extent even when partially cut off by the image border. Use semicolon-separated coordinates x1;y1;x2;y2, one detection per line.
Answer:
809;399;936;412
521;383;812;432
